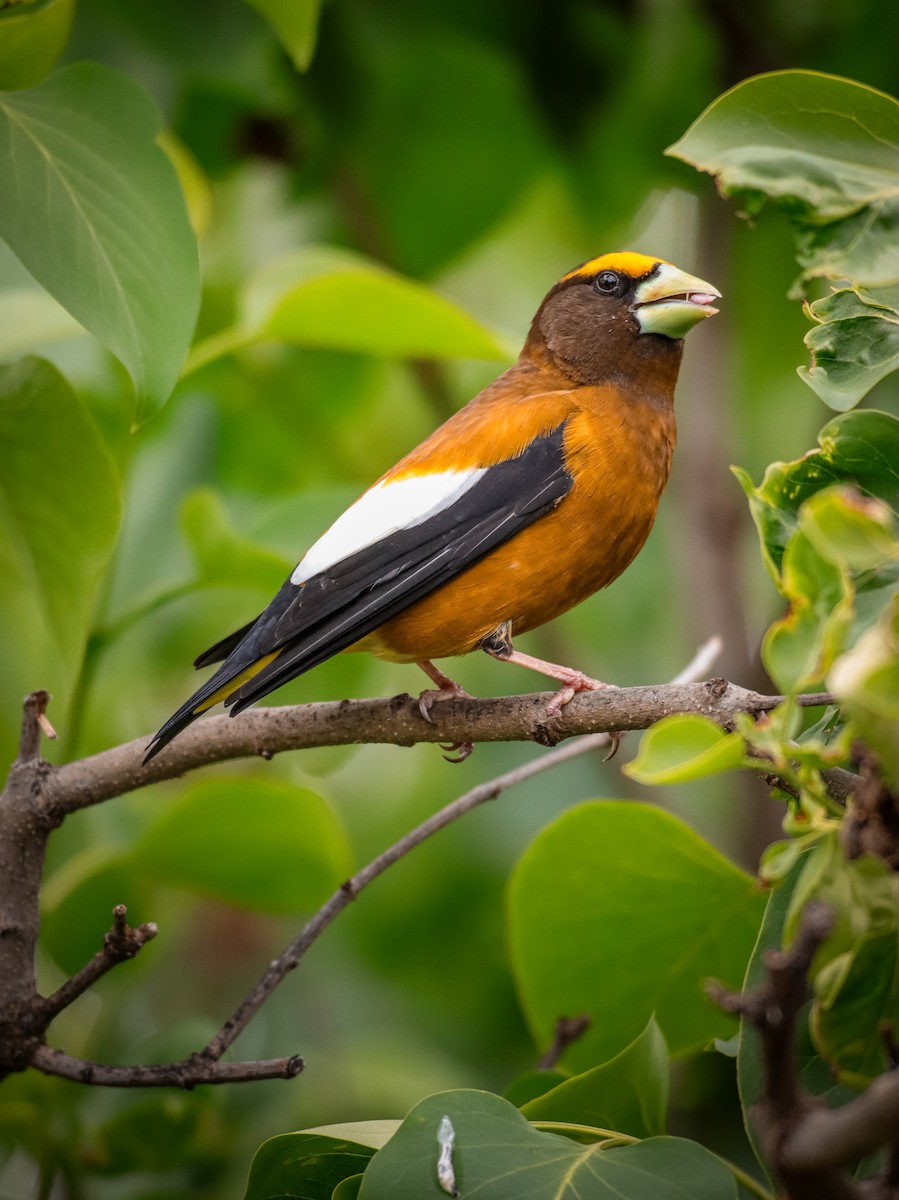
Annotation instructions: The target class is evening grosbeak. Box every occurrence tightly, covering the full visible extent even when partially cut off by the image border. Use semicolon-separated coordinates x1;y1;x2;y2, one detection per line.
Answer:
146;252;719;762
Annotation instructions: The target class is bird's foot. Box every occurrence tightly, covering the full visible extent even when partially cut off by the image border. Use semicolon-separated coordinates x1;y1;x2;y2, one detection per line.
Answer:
545;669;611;716
480;640;613;717
416;660;471;724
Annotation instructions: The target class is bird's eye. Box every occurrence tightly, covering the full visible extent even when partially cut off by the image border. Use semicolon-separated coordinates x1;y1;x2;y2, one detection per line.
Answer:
593;270;619;295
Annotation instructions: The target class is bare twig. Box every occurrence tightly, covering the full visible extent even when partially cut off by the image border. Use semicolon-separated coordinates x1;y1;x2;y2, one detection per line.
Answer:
200;728;623;1063
31;1045;303;1089
17;689;52;764
41;905;158;1020
537;1016;592;1070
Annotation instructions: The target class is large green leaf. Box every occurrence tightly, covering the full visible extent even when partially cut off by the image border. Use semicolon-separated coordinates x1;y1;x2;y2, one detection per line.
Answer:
667;70;899;288
0;65;199;420
187;248;509;372
358;1090;736;1200
0;358;121;761
243;0;321;71
133;777;352;914
668;71;899;408
507;803;766;1070
521;1018;669;1140
245;1131;379;1200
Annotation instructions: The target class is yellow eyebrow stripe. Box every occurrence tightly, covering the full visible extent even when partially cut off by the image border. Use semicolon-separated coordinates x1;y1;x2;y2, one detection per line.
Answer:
561;251;669;282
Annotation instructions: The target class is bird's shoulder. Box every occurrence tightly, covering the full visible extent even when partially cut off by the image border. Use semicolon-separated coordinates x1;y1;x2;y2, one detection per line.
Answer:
382;357;588;480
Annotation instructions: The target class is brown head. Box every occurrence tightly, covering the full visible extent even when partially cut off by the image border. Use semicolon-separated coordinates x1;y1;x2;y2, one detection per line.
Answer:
526;251;720;391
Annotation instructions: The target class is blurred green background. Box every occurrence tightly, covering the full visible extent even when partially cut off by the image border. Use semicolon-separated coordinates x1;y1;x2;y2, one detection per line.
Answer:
1;0;898;1196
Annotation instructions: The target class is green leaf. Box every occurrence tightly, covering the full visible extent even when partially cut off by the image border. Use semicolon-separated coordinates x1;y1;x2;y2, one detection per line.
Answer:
0;0;74;90
503;1070;569;1109
761;529;853;692
800;285;899;411
134;778;352;914
188;248;509;372
624;715;744;785
521;1018;669;1140
813;927;899;1083
801;487;899;573
180;489;292;595
245;1132;377;1200
830;595;899;790
667;70;899;289
243;0;321;71
507;803;766;1070
358;1090;736;1200
737;410;899;581
302;1124;401;1151
0;358;121;759
332;1177;363;1200
0;65;199;420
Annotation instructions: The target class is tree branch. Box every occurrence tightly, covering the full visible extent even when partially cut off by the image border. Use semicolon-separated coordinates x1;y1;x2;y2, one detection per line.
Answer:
41;905;158;1021
711;903;899;1200
43;679;839;818
31;1045;303;1089
0;645;852;1093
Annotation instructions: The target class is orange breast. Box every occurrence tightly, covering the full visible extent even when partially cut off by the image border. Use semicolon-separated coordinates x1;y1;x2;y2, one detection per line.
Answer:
366;388;676;663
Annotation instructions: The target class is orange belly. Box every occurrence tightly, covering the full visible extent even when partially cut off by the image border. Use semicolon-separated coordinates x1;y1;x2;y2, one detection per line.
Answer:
365;399;675;662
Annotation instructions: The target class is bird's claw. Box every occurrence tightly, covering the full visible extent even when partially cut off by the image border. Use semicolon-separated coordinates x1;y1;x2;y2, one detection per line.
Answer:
545;671;609;717
440;741;474;763
418;684;471;724
603;731;623;761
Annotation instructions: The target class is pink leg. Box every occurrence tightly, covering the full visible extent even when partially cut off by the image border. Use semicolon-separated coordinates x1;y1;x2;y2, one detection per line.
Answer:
416;660;473;762
483;645;611;716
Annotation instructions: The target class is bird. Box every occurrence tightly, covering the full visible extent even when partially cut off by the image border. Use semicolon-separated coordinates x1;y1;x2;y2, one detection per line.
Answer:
145;251;719;763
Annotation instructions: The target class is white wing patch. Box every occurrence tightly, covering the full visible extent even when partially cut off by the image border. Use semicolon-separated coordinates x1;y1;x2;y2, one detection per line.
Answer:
291;469;487;584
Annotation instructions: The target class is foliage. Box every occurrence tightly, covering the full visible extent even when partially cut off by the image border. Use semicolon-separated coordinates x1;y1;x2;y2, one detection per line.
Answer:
1;2;899;1198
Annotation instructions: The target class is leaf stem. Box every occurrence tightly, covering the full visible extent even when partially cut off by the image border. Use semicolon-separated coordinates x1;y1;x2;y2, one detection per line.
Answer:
181;326;262;377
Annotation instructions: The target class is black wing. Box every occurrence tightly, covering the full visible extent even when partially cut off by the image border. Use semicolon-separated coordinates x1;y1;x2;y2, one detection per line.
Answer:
145;422;572;759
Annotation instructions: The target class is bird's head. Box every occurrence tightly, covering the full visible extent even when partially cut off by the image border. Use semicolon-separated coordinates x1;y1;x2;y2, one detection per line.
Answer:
528;252;720;387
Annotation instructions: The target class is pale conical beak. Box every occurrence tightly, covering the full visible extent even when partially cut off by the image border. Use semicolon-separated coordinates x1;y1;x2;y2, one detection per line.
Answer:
632;263;721;339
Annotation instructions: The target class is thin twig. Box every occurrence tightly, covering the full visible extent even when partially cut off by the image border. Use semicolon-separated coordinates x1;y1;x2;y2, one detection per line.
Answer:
17;690;52;764
31;1044;303;1089
537;1016;592;1070
199;639;723;1064
41;905;158;1020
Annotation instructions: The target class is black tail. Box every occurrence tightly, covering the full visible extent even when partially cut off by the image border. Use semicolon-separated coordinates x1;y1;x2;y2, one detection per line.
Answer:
192;618;259;669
